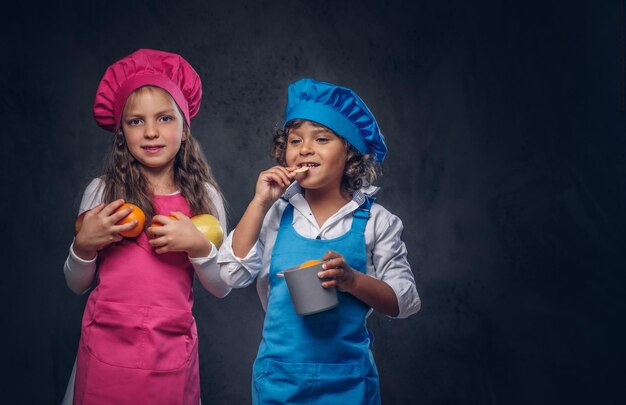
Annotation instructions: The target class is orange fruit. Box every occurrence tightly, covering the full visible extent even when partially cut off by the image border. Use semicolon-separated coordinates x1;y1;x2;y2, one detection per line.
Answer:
190;214;224;248
299;259;322;269
150;215;177;227
115;203;146;238
148;215;178;239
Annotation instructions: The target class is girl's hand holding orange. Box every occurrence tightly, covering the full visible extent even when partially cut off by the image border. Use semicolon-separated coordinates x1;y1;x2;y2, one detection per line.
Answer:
318;250;358;292
148;212;212;258
73;200;142;260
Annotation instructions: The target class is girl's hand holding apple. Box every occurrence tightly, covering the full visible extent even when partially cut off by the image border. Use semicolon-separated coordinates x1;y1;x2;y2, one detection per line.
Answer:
148;212;223;258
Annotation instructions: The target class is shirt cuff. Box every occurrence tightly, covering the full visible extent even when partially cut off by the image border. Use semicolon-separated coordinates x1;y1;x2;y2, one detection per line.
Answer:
217;231;260;287
188;242;218;264
217;229;262;265
69;242;97;266
383;278;421;319
65;242;97;295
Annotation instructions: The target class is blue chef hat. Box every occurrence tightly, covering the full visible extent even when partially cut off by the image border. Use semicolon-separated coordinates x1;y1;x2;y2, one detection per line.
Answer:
284;78;388;162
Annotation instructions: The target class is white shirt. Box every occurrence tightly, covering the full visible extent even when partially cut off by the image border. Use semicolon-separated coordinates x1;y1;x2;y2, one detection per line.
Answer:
218;183;421;319
63;178;231;298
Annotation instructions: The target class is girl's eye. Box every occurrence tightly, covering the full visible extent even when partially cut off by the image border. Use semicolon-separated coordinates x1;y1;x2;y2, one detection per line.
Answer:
159;115;173;123
316;137;330;143
127;118;142;126
289;138;301;145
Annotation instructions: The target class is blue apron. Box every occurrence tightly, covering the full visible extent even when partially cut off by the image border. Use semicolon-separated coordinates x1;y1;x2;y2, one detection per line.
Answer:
252;199;381;405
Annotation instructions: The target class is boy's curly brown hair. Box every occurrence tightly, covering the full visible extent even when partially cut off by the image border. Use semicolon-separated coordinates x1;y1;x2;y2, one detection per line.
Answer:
271;119;381;195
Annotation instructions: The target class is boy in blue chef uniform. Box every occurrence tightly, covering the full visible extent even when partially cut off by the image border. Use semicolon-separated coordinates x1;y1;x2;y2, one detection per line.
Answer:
219;78;421;404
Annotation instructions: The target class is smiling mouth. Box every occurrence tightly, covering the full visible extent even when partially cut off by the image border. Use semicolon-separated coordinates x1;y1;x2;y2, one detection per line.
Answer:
142;145;164;151
298;163;319;168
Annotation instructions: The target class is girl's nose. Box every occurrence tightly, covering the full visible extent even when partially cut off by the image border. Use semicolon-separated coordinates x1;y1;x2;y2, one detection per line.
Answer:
143;122;159;139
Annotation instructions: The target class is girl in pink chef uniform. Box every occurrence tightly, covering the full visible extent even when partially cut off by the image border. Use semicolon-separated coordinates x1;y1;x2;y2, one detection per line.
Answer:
62;49;230;405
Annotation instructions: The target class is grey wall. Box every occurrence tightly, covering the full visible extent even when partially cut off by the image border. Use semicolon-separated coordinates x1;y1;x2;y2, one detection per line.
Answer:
1;0;624;404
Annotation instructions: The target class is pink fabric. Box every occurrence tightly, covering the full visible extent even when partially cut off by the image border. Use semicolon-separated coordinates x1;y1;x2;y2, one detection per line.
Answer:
74;194;200;405
93;49;202;131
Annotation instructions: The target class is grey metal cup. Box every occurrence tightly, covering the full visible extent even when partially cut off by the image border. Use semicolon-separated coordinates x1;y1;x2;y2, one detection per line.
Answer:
278;262;339;316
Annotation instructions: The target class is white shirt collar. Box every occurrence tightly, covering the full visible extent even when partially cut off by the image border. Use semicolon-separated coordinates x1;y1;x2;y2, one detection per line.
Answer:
281;181;380;204
280;181;379;231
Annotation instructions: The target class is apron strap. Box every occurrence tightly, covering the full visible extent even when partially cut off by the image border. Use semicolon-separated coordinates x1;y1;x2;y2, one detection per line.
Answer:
351;197;374;234
279;203;295;230
280;197;373;234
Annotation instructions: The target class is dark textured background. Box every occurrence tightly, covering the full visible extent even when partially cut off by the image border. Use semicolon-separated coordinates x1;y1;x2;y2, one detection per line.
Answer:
1;1;625;404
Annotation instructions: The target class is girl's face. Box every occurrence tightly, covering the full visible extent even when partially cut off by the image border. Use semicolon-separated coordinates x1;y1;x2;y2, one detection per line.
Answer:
285;120;347;193
121;86;185;175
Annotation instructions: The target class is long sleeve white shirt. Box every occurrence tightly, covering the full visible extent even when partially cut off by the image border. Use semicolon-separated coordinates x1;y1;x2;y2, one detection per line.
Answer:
63;178;231;298
218;183;420;319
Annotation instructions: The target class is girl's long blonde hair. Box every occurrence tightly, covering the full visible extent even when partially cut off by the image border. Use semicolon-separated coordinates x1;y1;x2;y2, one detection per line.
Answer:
100;87;223;222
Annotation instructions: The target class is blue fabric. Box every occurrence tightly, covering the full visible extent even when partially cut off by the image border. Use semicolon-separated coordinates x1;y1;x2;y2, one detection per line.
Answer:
284;78;388;162
252;199;381;404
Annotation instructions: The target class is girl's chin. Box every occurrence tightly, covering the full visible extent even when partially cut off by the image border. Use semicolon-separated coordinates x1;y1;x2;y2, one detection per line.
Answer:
135;159;176;171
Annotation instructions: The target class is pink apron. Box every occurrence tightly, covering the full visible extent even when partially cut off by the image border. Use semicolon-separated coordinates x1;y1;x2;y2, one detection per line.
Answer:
73;194;200;405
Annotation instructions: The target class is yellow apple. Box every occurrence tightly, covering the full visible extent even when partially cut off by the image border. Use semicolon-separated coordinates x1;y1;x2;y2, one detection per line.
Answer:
190;214;224;248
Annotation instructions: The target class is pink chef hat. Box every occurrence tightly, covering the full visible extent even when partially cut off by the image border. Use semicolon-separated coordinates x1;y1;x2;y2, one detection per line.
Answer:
93;48;202;131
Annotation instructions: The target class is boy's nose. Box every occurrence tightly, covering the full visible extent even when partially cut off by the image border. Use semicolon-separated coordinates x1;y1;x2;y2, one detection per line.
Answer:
299;140;314;155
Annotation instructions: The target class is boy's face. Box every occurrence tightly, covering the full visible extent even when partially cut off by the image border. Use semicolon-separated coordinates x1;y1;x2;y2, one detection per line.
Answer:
285;120;347;193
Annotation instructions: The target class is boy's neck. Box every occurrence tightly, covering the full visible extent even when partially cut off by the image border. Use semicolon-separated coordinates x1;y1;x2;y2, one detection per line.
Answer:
303;187;351;228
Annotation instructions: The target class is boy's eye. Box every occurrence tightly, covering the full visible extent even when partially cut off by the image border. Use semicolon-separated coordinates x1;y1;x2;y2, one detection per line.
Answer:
316;137;330;143
289;138;302;145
